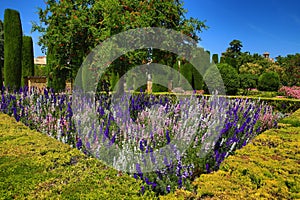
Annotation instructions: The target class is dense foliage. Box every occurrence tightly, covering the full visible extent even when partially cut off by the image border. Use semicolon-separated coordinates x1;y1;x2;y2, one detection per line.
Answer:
258;72;280;92
239;73;258;94
212;53;218;64
21;36;35;86
0;20;3;90
217;63;239;95
33;0;207;91
4;9;23;90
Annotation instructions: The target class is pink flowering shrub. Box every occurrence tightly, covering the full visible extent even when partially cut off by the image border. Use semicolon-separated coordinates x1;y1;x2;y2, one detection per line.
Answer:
278;86;300;99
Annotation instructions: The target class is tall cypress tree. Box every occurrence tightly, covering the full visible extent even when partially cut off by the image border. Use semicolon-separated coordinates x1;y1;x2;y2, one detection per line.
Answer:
22;36;34;86
0;20;4;90
4;9;23;90
212;54;219;64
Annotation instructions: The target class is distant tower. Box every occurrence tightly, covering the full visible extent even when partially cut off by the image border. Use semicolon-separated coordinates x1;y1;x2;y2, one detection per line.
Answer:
263;52;270;59
263;52;274;62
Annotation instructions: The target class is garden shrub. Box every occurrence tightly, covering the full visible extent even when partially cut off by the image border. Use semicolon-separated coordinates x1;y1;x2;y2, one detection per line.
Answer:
4;9;23;90
258;72;280;92
278;86;300;99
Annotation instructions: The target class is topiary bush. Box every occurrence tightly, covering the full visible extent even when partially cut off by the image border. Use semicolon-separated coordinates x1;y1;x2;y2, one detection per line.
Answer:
258;72;280;92
4;9;23;90
0;20;3;90
212;53;219;64
22;36;34;86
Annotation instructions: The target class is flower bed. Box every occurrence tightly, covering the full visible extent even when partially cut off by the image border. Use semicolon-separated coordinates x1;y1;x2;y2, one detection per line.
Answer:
161;108;300;199
0;86;280;195
278;86;300;99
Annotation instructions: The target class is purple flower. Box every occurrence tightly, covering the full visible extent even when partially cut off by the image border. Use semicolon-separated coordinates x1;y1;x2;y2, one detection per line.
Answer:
166;130;171;144
86;141;90;149
136;163;143;177
206;163;210;173
139;140;144;151
151;182;157;189
178;178;182;188
67;102;73;119
140;186;145;194
150;151;156;164
76;138;82;149
164;156;169;166
166;185;171;193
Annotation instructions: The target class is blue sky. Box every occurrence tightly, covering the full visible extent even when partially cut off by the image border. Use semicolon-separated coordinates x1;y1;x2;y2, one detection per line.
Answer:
1;0;300;59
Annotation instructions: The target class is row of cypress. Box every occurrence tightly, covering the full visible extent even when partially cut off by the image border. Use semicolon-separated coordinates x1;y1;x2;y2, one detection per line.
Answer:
0;9;34;90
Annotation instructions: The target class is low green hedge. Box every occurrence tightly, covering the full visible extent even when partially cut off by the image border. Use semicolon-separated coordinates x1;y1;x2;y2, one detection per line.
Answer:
0;114;156;199
161;109;300;199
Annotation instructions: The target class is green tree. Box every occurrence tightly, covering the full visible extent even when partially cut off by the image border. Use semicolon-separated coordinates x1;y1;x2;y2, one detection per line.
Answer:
22;36;34;86
217;63;239;95
258;72;280;91
276;54;300;86
239;62;264;76
221;39;243;70
228;39;242;54
239;73;258;94
33;0;207;91
212;53;218;64
4;9;23;90
205;63;239;95
0;20;4;90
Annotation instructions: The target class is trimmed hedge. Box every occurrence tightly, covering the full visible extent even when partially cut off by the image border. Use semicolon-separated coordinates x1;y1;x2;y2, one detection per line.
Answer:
0;113;156;199
4;9;23;90
21;36;34;86
0;20;3;90
161;109;300;199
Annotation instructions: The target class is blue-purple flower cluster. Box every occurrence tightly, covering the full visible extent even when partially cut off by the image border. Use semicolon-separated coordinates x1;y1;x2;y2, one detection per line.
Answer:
0;86;279;196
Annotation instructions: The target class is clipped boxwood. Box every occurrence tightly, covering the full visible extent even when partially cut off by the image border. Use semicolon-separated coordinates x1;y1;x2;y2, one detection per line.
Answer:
0;113;156;199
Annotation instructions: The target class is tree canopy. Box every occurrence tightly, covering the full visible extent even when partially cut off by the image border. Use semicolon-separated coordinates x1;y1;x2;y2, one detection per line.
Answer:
33;0;208;90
